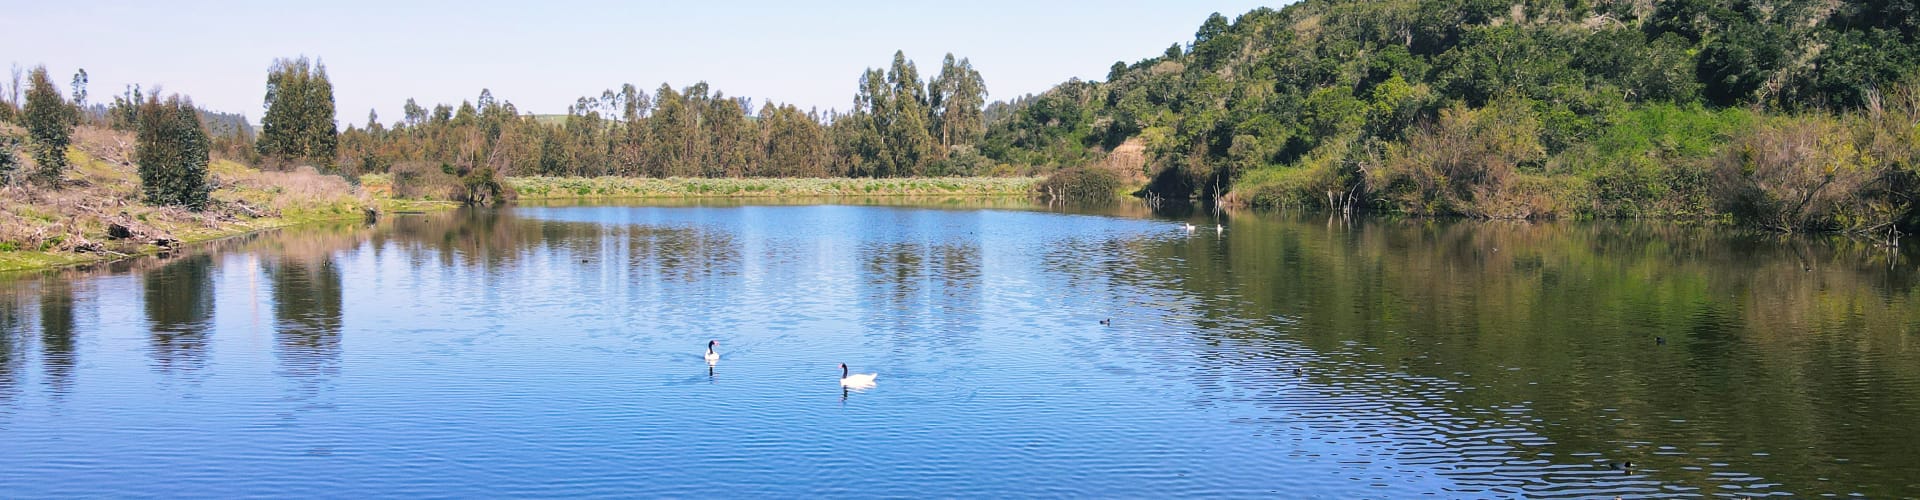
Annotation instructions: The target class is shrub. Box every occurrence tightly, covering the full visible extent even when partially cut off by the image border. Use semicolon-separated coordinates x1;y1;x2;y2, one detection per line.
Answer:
0;126;21;184
1035;166;1122;202
1235;166;1331;209
1567;105;1751;218
460;166;515;205
388;161;463;200
1710;117;1879;232
1369;98;1551;218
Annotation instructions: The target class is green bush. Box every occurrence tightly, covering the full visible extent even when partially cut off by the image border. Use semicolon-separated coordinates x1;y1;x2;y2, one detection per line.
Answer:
1035;167;1122;202
1369;98;1550;218
1236;165;1338;209
389;161;463;200
460;166;513;205
1710;117;1878;232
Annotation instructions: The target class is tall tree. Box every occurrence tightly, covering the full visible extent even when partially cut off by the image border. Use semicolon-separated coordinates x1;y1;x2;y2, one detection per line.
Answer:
847;68;895;177
257;57;338;168
402;98;425;128
704;93;750;177
23;66;73;186
932;54;989;149
69;69;88;113
6;65;22;112
136;94;212;209
109;84;143;131
305;62;339;163
880;51;938;175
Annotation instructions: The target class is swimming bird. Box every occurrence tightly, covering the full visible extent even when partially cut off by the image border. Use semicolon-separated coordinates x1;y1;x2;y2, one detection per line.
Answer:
1183;222;1196;233
839;363;877;388
704;340;720;364
1100;318;1112;326
1655;337;1666;345
1216;223;1224;235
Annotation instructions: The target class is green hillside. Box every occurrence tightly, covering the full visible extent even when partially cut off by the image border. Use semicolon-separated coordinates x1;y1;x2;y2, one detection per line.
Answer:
983;0;1920;232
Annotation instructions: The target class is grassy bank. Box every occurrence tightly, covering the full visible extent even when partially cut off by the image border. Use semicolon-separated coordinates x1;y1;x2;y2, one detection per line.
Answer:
502;176;1042;200
0;126;454;273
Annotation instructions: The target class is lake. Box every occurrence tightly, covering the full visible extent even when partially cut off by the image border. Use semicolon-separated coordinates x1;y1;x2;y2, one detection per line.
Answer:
2;200;1917;497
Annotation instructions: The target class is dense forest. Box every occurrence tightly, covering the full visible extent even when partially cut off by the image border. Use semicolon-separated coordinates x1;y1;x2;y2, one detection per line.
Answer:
4;0;1919;233
987;0;1920;232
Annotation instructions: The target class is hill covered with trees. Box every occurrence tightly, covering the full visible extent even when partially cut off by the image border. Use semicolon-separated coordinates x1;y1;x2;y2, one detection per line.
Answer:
983;0;1920;233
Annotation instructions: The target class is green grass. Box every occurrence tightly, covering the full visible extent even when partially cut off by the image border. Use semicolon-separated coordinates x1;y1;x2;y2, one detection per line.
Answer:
508;176;1042;200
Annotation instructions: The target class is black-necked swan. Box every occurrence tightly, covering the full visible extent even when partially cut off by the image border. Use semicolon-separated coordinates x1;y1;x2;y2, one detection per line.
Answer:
839;363;877;388
704;340;720;364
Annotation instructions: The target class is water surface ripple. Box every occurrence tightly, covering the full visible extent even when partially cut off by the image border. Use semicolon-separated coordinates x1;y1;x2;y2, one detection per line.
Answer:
1;201;1917;497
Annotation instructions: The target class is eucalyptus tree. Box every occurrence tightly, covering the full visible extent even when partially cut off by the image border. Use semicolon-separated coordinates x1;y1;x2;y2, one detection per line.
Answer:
23;66;73;185
135;94;211;209
257;57;338;168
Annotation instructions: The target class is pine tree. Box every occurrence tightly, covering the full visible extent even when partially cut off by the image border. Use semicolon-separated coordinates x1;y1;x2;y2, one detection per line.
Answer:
23;66;73;186
308;63;337;163
136;94;211;209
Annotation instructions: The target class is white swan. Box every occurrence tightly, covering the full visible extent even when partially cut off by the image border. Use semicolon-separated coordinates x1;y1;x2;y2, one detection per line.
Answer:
704;340;720;365
839;363;877;388
1183;222;1196;233
1216;223;1224;235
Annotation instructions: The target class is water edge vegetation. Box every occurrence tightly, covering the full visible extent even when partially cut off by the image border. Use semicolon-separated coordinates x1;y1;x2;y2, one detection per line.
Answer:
5;0;1920;271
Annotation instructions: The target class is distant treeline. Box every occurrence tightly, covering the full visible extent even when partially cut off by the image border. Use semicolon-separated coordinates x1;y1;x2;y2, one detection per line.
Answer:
316;51;994;180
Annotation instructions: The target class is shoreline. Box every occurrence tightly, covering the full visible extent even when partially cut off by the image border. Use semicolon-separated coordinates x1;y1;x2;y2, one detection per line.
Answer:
0;198;457;275
504;176;1043;200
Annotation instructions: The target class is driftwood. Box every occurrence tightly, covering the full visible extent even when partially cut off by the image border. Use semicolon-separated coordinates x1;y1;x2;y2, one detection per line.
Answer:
233;201;267;218
66;236;102;253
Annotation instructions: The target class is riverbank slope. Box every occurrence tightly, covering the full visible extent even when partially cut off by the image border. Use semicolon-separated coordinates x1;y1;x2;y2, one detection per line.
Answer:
0;125;450;273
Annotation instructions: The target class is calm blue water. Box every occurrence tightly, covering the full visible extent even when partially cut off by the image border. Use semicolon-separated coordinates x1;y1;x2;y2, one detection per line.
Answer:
2;202;1917;497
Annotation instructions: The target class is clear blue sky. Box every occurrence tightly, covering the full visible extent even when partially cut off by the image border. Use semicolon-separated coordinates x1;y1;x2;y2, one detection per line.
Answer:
3;0;1278;127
